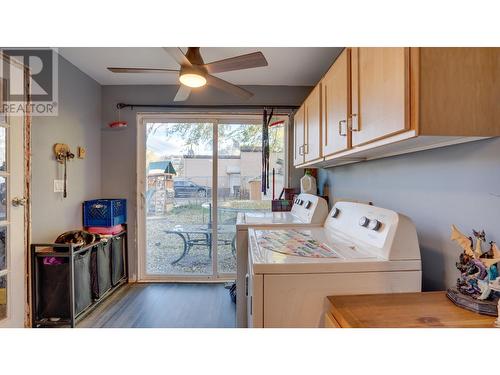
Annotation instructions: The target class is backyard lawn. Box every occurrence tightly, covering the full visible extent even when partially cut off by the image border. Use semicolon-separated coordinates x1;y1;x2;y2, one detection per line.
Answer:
146;202;238;275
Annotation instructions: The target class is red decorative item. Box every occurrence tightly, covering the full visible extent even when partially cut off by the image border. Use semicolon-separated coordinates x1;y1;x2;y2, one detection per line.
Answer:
109;107;127;129
269;119;285;127
108;120;128;129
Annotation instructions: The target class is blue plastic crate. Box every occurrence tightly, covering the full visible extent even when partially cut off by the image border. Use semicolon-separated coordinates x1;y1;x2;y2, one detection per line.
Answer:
83;199;127;227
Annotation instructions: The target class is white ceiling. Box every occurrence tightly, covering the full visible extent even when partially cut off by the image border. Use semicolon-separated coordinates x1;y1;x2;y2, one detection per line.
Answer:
58;47;343;86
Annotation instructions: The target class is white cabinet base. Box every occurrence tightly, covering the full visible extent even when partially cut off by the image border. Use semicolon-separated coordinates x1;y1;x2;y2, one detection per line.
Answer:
249;271;422;328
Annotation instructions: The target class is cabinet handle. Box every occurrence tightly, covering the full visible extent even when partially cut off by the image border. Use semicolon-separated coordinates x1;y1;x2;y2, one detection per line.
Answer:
349;113;359;131
303;144;309;154
338;120;347;136
298;145;304;156
245;274;249;296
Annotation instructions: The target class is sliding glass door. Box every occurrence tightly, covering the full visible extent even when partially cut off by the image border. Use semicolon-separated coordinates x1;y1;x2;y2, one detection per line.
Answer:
138;115;287;281
144;121;214;278
216;121;285;275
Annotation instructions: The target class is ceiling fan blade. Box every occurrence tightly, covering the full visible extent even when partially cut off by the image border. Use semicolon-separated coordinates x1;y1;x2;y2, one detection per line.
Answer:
108;67;179;73
206;74;253;99
204;52;268;74
163;47;192;67
173;85;192;102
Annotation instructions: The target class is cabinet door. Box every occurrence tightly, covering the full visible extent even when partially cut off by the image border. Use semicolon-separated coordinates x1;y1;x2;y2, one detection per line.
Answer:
351;47;409;147
322;49;350;156
293;105;305;166
324;312;342;328
304;84;322;162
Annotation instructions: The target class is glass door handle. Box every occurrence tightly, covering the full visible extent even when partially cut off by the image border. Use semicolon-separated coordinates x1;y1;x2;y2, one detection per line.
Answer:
140;192;145;210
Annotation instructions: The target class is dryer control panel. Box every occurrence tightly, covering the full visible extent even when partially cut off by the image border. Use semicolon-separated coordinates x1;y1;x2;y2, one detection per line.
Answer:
324;202;420;261
290;193;328;224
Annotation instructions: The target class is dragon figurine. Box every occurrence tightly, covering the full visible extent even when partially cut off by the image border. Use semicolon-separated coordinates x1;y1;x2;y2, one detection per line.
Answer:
451;225;500;300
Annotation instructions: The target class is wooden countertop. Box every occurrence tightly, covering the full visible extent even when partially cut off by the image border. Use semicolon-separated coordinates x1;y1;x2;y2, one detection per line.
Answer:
327;292;497;328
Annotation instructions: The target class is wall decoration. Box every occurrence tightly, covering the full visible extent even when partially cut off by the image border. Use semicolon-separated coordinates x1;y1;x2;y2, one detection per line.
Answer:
77;146;86;159
53;143;75;198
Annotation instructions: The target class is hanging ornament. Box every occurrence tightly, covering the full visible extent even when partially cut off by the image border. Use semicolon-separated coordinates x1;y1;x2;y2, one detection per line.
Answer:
108;105;128;129
261;108;273;195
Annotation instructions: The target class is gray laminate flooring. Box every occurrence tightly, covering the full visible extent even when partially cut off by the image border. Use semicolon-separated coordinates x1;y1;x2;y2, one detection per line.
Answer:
77;283;236;328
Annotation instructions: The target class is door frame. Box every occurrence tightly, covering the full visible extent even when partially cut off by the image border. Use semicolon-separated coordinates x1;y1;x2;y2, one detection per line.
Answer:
136;112;289;282
0;53;30;327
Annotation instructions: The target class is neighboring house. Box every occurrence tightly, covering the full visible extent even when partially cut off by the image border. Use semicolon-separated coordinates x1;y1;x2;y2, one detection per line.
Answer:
181;147;284;199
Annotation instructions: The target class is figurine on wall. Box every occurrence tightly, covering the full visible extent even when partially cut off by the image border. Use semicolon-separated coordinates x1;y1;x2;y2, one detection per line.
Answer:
450;225;500;300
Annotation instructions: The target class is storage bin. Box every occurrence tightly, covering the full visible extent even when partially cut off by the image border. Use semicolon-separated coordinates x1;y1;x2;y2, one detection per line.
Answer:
37;259;70;319
91;242;112;300
73;249;93;316
111;234;125;286
37;248;92;319
83;199;127;227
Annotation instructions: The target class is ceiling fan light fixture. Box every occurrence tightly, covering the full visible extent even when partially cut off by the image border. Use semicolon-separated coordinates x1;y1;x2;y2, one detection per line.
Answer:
179;73;206;88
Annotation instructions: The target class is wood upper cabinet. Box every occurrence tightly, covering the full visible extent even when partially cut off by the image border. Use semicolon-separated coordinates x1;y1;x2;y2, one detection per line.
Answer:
418;47;500;136
293;105;305;166
322;49;350;156
293;47;500;169
304;84;322;162
350;47;409;147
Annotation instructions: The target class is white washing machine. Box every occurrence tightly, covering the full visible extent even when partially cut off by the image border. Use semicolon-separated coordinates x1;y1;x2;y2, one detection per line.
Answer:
235;193;328;327
246;201;422;328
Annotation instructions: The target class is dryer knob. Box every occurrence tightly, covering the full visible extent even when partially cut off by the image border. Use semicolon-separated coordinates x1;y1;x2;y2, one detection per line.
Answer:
331;207;340;218
368;219;382;231
359;216;370;227
305;201;312;209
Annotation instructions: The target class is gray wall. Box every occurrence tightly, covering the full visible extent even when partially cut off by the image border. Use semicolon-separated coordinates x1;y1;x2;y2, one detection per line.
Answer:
318;137;500;291
100;84;311;279
31;55;102;242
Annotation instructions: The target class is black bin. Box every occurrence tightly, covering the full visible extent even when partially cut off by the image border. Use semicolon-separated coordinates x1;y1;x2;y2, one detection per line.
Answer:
111;235;125;286
37;248;93;319
37;259;70;319
73;249;93;316
91;242;112;300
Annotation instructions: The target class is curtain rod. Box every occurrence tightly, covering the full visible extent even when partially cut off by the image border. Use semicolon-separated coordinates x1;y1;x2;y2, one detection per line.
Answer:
116;102;299;113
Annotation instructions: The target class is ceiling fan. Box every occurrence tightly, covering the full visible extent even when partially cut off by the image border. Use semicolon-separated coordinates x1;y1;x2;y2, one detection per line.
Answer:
107;47;268;102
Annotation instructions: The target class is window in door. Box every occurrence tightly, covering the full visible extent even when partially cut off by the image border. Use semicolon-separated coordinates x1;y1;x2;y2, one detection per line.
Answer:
216;121;286;275
144;121;214;278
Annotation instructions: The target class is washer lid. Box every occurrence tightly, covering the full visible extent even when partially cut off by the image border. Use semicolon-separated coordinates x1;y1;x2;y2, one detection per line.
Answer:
248;227;421;274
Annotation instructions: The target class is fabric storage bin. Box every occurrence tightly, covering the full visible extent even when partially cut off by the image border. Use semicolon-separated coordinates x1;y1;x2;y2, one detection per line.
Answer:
111;235;125;286
83;199;127;227
91;241;112;299
37;259;70;319
73;249;93;316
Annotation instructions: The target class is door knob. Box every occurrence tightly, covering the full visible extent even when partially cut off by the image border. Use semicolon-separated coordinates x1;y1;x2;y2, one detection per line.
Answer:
12;197;27;207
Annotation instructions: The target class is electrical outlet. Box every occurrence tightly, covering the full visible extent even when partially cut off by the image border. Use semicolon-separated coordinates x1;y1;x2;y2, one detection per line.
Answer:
54;179;64;193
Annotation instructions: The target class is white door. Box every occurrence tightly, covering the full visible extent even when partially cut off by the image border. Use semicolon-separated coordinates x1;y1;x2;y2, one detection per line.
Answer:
0;58;27;328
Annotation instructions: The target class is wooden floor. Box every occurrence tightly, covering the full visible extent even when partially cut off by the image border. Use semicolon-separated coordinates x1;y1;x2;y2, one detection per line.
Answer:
78;283;236;328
